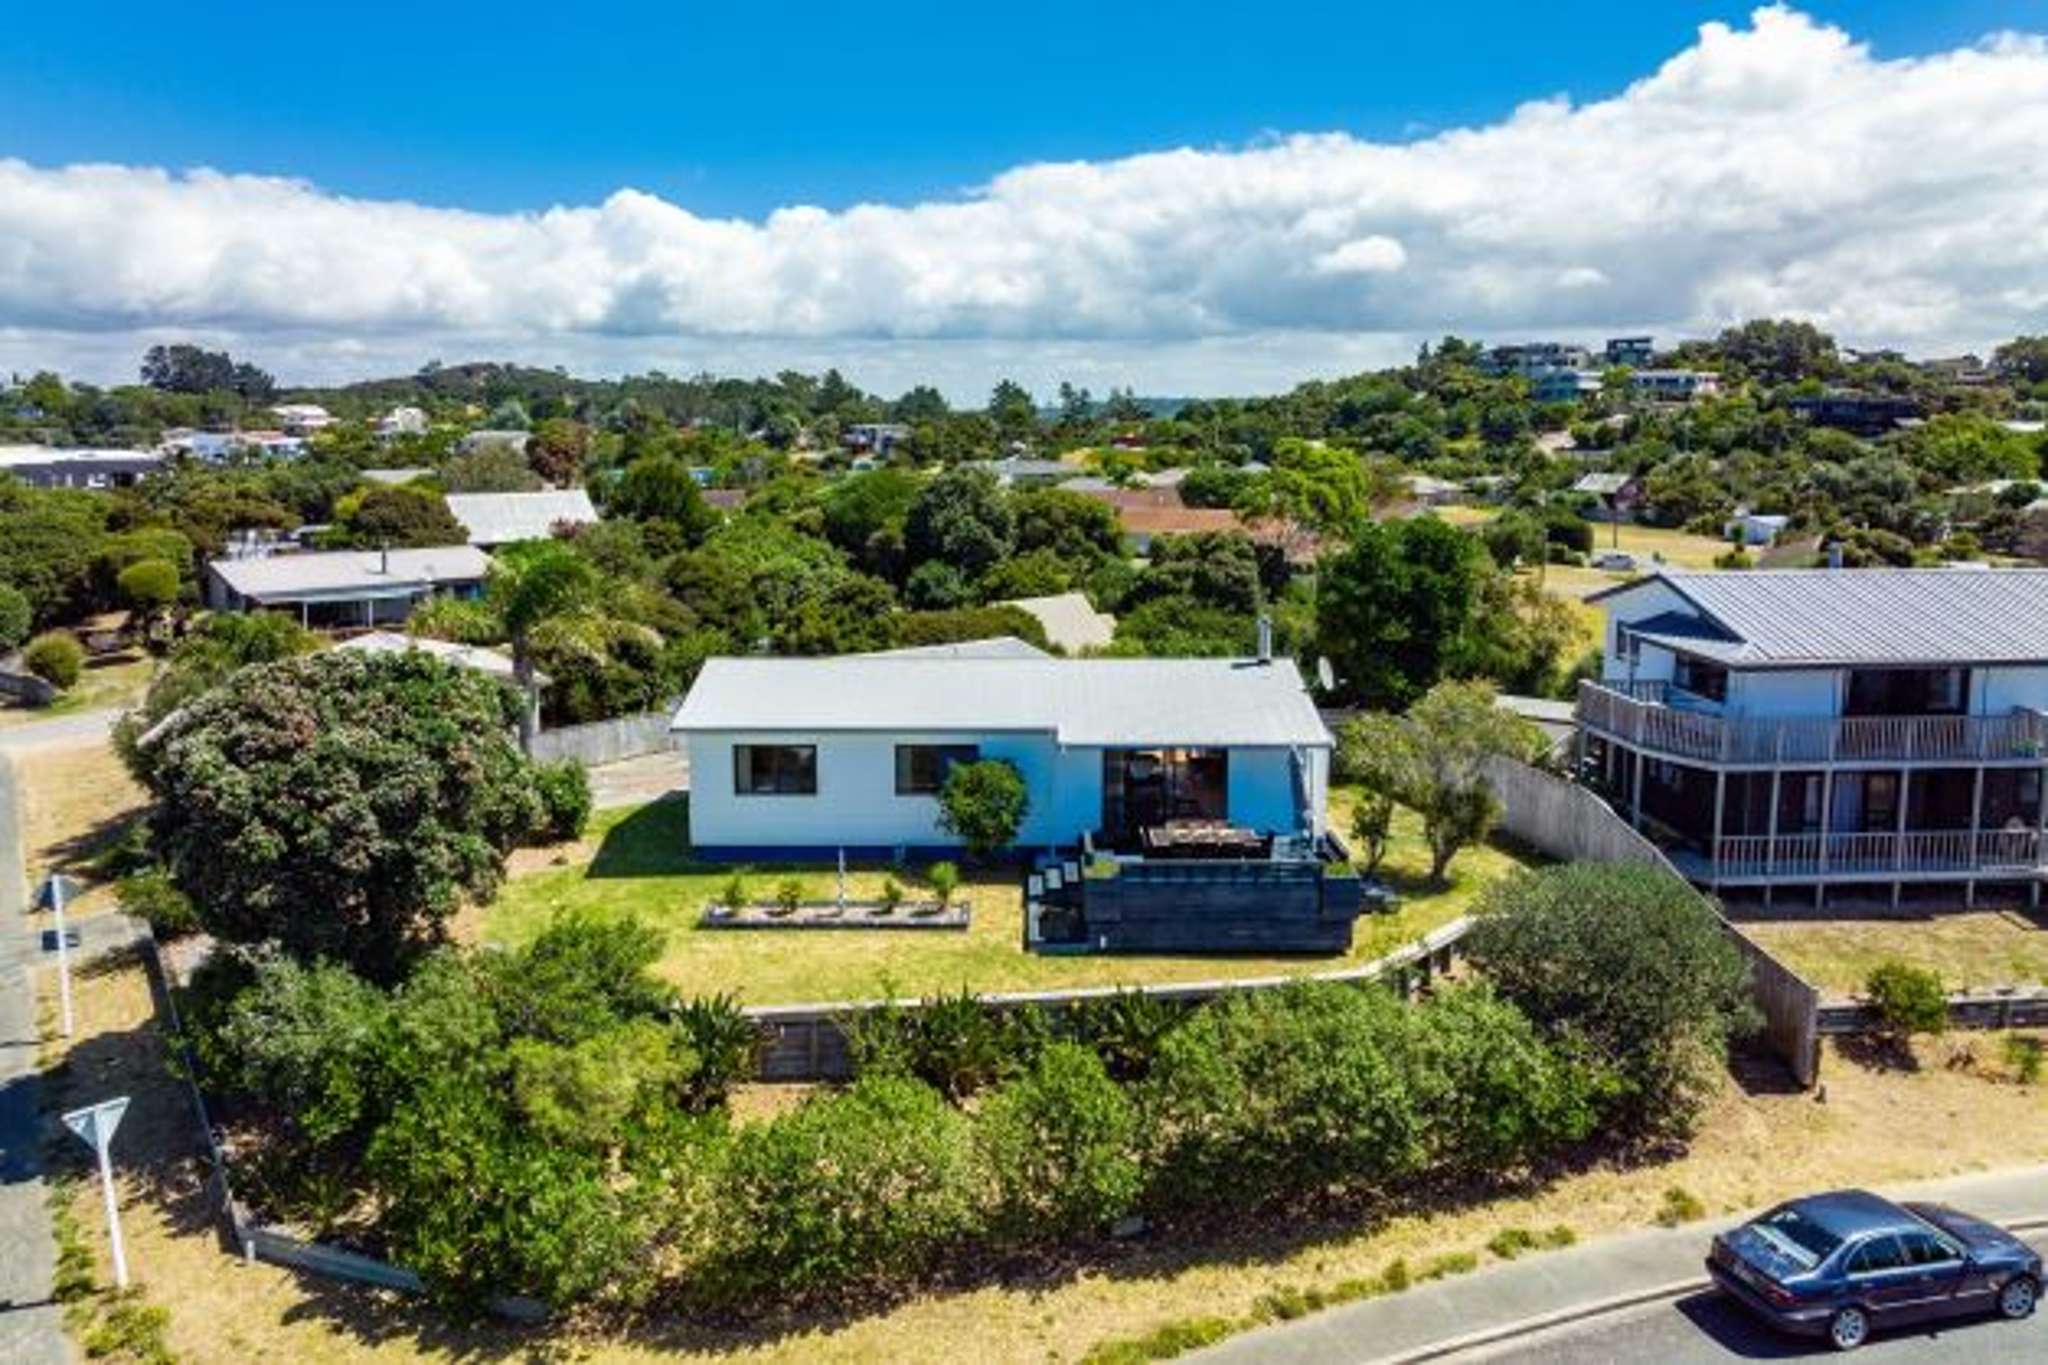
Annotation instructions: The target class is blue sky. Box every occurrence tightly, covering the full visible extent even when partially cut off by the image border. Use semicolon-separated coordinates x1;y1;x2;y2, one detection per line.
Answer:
0;2;2030;218
1;4;2044;395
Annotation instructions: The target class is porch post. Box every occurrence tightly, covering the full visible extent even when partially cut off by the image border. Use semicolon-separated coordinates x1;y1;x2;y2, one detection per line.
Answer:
1766;769;1781;879
1967;767;1985;907
1818;768;1835;880
1710;770;1726;890
1631;748;1646;831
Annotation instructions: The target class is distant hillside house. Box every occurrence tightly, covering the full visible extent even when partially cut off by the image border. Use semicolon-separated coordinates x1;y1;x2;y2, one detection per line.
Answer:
360;467;434;487
1479;341;1593;379
205;545;491;629
1724;511;1791;546
1572;471;1646;520
162;428;305;462
336;630;540;684
445;490;599;548
842;423;909;456
973;456;1074;488
1531;370;1603;404
0;445;165;490
1787;392;1923;436
1631;369;1722;402
456;429;532;456
1604;336;1656;367
1115;505;1244;555
271;403;336;435
375;406;429;440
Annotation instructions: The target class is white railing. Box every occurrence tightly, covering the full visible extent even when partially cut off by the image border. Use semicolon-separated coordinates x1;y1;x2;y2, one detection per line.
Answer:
1708;829;2047;879
1577;680;2048;766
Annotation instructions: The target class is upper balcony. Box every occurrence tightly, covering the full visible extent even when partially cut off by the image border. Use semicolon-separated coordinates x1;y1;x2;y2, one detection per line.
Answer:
1577;679;2048;766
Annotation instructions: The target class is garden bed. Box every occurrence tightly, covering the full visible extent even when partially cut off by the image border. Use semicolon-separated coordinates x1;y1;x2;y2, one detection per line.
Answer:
701;900;970;930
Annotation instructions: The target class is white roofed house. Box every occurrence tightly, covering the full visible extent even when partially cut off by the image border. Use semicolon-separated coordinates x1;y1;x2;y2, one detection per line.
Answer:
670;642;1372;952
205;545;491;630
0;445;165;489
271;403;336;435
444;490;599;548
1576;568;2048;910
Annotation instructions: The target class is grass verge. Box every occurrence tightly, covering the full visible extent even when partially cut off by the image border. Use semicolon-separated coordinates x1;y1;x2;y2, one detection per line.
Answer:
1737;909;2048;996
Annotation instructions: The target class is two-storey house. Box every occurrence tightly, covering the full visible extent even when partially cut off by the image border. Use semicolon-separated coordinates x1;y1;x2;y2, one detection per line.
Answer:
1575;569;2048;908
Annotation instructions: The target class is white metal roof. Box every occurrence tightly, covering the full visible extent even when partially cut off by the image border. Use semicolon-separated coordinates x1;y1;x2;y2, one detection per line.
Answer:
672;654;1330;747
444;490;598;546
1000;592;1116;652
867;637;1051;660
209;546;492;602
1594;568;2048;667
334;631;538;681
0;445;165;468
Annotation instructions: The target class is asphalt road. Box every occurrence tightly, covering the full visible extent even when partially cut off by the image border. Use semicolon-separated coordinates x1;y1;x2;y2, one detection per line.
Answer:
1471;1233;2048;1364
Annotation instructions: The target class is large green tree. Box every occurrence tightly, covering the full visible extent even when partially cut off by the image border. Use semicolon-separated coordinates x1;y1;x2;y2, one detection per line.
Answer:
1315;516;1483;708
142;651;551;980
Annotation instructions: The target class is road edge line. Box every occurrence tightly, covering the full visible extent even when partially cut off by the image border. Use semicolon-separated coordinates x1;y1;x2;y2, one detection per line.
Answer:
1375;1214;2048;1363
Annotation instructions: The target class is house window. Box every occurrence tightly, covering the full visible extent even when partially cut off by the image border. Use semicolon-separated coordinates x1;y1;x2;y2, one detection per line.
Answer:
1673;655;1728;702
895;744;979;796
733;744;817;796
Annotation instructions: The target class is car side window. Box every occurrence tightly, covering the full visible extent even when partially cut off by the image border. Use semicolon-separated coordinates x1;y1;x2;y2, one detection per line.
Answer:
1847;1235;1906;1274
1897;1231;1960;1266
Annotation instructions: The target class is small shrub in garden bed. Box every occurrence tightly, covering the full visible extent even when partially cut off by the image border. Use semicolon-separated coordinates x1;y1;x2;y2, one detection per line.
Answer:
533;760;592;842
773;877;804;915
720;871;749;911
1865;961;1948;1038
927;860;961;908
878;876;904;914
672;993;759;1112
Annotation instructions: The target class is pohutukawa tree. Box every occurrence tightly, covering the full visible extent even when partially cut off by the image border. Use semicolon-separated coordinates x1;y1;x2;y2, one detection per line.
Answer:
141;650;560;981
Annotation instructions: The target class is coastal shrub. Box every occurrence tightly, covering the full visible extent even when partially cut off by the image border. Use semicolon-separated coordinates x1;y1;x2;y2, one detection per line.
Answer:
22;630;84;689
1411;985;1600;1175
114;867;201;940
672;993;760;1111
1064;989;1185;1082
841;989;1046;1099
976;1043;1144;1239
1466;863;1757;1141
936;760;1030;859
2001;1034;2044;1085
927;860;960;906
203;952;396;1148
703;1075;977;1306
1865;961;1948;1038
533;760;592;842
0;582;30;653
1142;983;1428;1211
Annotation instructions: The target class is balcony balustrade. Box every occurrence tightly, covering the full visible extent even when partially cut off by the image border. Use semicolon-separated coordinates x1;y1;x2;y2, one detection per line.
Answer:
1577;680;2048;766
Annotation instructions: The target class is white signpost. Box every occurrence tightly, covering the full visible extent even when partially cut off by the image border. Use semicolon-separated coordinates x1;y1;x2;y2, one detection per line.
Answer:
62;1097;131;1288
41;873;83;1038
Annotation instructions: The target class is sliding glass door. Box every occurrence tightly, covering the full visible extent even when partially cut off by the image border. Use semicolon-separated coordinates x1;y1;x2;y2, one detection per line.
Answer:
1101;748;1229;842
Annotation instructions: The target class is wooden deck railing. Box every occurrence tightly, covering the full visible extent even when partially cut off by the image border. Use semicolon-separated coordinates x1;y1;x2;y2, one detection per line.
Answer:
1577;680;2048;765
1701;829;2047;880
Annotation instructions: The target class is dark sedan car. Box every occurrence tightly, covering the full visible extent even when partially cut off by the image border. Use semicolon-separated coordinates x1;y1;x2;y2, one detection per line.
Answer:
1707;1189;2040;1351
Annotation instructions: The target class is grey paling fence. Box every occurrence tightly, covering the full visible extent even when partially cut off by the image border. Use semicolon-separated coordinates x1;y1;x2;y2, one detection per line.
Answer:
1817;988;2048;1036
744;916;1474;1082
524;708;678;765
1482;756;1824;1088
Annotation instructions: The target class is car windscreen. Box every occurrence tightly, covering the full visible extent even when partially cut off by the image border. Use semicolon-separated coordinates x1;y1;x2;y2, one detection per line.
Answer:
1751;1206;1846;1269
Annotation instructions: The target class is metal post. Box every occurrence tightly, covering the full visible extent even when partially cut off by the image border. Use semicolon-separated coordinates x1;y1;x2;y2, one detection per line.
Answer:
50;875;73;1038
1631;749;1646;831
95;1127;128;1289
1766;769;1782;879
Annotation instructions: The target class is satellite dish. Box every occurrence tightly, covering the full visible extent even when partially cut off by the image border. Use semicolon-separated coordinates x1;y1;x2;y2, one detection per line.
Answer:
1315;657;1336;692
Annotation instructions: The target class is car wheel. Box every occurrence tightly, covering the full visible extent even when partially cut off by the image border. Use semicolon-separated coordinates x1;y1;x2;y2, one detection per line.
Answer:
1827;1305;1870;1352
1999;1275;2039;1320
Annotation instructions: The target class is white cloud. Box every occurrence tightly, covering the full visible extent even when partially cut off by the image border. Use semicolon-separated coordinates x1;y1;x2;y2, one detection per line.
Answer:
2;5;2046;395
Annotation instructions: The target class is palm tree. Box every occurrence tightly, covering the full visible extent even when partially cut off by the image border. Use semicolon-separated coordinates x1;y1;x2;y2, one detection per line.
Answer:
487;542;598;750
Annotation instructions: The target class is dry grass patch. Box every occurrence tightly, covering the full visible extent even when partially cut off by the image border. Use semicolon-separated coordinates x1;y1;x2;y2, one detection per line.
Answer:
0;651;155;728
14;737;146;919
1738;908;2048;996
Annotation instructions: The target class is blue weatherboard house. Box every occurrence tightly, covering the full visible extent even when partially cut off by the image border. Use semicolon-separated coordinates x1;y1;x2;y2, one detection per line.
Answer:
670;640;1369;952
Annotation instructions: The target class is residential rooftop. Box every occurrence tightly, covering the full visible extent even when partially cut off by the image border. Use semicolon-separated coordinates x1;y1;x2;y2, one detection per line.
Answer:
1592;567;2048;667
671;654;1330;747
209;545;492;601
444;490;599;545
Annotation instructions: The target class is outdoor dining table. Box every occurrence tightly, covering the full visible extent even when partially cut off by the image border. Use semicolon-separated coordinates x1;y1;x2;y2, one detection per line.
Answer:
1143;820;1267;858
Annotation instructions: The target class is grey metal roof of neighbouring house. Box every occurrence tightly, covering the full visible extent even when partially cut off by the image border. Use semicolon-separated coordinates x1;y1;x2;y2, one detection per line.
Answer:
209;546;493;602
1592;568;2048;667
999;591;1116;652
672;655;1331;747
866;637;1051;660
335;631;542;682
444;490;599;546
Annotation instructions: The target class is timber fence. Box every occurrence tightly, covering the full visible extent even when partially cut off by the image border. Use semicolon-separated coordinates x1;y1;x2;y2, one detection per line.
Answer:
525;707;679;766
1482;756;1826;1088
743;915;1474;1082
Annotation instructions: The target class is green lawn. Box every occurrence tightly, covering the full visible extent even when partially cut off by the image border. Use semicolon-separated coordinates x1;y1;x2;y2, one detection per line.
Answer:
1738;909;2048;997
478;789;1532;1005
